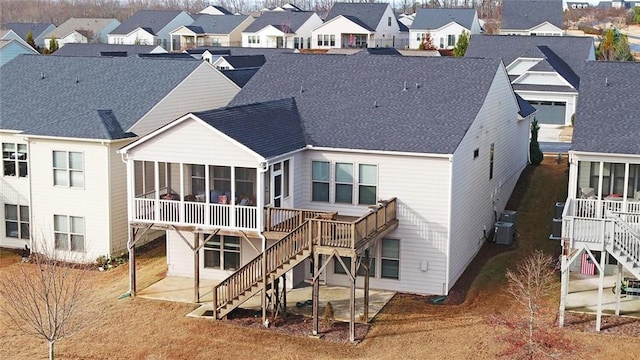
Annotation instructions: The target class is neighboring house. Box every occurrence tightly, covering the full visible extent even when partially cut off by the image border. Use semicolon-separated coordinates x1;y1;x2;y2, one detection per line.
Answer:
465;35;595;129
198;5;233;15
42;18;120;50
565;1;591;9
108;10;193;50
0;29;33;49
398;13;415;27
186;46;293;62
409;8;481;50
4;23;56;48
241;11;323;49
559;61;640;331
0;40;39;66
211;55;266;70
500;0;564;36
169;14;254;51
117;53;534;317
311;2;409;49
51;43;166;57
0;55;241;260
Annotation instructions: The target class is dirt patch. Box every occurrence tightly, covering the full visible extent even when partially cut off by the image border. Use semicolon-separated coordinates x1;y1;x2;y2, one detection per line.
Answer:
563;312;640;337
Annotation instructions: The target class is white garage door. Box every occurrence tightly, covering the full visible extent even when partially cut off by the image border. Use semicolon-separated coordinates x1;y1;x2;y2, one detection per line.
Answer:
529;101;566;125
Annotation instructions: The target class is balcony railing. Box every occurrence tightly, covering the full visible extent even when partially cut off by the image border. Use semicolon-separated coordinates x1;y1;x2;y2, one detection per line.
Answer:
562;198;640;247
132;198;258;230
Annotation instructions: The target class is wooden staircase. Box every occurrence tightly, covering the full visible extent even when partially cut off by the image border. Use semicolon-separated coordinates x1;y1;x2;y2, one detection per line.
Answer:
607;211;640;280
211;198;398;320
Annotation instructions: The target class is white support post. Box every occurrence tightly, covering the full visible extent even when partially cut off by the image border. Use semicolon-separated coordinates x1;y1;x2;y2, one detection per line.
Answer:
204;165;210;226
179;163;184;224
231;166;236;228
558;254;568;327
615;262;622;316
154;161;160;220
596;249;607;332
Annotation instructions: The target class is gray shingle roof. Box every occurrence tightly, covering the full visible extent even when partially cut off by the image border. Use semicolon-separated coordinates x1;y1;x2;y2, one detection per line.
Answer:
188;14;251;34
231;54;502;154
51;43;163;57
571;62;640;155
192;98;307;158
5;23;55;39
243;12;315;33
222;55;266;68
46;18;118;38
465;35;593;81
110;10;191;35
220;68;260;87
195;46;295;60
0;55;201;140
515;93;537;117
325;3;390;30
411;8;477;30
501;0;563;30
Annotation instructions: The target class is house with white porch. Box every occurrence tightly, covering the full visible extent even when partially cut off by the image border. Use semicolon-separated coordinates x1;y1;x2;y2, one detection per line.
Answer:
118;53;535;340
465;35;595;130
169;14;253;51
108;10;193;50
409;8;481;50
558;61;640;332
4;23;56;49
500;0;565;36
0;55;240;261
43;18;121;50
241;11;322;49
311;2;408;49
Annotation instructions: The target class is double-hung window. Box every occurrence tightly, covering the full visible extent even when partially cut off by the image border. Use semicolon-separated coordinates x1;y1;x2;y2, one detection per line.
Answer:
447;34;456;47
54;215;85;252
381;238;400;279
204;235;240;270
3;143;28;177
335;163;353;203
312;161;330;202
5;204;29;239
53;151;84;187
358;164;377;205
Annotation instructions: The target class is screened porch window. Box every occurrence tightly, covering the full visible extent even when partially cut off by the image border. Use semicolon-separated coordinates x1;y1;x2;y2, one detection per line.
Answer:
358;164;377;205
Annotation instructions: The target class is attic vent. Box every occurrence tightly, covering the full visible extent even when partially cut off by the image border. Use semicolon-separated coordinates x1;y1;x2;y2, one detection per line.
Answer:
402;81;407;91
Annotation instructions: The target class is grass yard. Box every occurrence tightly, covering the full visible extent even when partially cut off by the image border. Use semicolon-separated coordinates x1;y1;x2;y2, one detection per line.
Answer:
2;157;640;359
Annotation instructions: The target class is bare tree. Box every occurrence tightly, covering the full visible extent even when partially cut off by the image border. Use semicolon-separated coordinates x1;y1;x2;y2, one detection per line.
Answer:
0;241;94;360
505;250;556;359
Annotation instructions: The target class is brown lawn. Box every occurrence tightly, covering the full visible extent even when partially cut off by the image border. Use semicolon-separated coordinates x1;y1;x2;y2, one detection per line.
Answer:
2;157;640;359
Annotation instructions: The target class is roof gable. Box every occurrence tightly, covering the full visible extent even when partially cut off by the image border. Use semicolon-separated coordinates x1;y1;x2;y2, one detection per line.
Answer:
572;62;640;155
187;14;251;34
411;8;477;30
230;54;502;154
325;3;390;30
5;23;55;39
192;98;307;158
0;55;201;139
501;0;563;30
243;12;315;33
465;35;593;79
110;10;192;35
46;18;119;39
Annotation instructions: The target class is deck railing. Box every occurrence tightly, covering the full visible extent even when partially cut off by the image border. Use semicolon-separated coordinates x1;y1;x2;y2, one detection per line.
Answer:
562;198;640;249
132;198;258;230
265;207;335;232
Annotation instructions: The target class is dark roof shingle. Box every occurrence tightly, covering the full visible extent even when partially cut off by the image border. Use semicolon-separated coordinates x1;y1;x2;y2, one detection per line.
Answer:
501;0;563;30
243;12;316;33
411;8;477;30
5;23;55;39
187;14;251;34
325;3;390;30
231;54;502;154
51;43;163;57
572;62;640;155
193;98;307;158
110;10;191;35
0;55;201;139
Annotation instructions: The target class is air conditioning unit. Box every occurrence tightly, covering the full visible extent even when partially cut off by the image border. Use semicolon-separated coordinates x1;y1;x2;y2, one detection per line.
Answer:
500;210;517;228
494;221;515;245
549;218;562;240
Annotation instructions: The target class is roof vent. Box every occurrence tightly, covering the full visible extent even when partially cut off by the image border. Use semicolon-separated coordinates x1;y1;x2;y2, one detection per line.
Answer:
75;76;79;84
605;77;609;86
402;81;407;91
415;83;420;89
374;100;378;108
300;85;304;93
40;71;44;80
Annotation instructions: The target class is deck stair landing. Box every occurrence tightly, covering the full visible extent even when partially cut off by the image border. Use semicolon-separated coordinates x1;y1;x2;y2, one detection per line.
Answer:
211;198;398;319
608;211;640;280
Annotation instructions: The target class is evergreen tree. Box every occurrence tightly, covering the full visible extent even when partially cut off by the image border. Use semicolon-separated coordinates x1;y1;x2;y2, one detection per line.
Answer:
25;30;39;52
453;30;470;57
47;36;59;54
529;119;544;166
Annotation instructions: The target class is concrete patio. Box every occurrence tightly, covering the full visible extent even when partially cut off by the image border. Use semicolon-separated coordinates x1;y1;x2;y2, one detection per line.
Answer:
566;273;640;317
137;276;395;322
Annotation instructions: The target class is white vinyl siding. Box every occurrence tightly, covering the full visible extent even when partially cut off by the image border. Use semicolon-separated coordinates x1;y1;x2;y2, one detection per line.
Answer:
53;150;84;188
128;64;240;138
2;142;28;177
54;214;85;252
449;62;528;290
0;133;31;249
